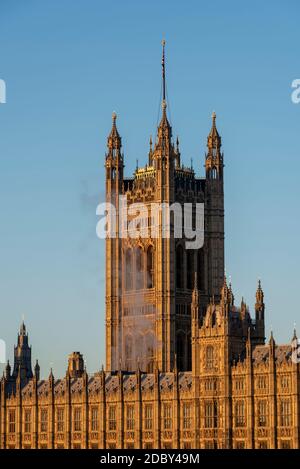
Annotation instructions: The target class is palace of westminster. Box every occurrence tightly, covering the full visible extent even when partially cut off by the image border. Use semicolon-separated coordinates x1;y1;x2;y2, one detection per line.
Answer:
1;44;299;450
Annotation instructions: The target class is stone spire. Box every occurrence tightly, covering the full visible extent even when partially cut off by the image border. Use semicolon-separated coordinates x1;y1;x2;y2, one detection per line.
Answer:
205;112;223;180
208;111;221;149
156;99;172;152
148;135;153;165
255;279;265;321
221;275;229;304
20;320;26;336
269;330;275;347
175;136;181;167
12;321;33;383
192;272;199;306
5;360;11;380
105;111;124;197
256;279;264;305
228;282;234;306
49;367;54;383
153;40;173;159
291;327;299;363
107;112;121;153
292;326;298;342
34;359;40;381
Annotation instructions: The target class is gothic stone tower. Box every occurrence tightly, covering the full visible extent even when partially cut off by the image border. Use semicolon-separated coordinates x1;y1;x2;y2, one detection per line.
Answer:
11;322;33;384
105;42;224;373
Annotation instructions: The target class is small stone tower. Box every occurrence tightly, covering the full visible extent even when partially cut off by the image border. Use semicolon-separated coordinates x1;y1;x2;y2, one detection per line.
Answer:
12;321;33;384
67;352;85;378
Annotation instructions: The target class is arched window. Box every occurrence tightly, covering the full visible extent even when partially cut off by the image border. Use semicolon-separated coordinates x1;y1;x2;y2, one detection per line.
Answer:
235;401;246;427
125;335;133;370
176;332;185;370
136;334;144;369
145;333;154;373
209;167;217;179
213;401;218;428
204;401;218;429
206;345;214;369
147;246;154;288
212;311;216;327
197;248;205;290
135;247;144;290
186;251;194;289
125;249;133;291
176;245;184;289
258;400;268;427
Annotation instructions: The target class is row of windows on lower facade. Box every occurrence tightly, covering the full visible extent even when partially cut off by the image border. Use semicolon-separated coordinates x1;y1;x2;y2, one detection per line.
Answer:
6;404;191;434
6;440;293;449
6;399;293;434
226;375;291;393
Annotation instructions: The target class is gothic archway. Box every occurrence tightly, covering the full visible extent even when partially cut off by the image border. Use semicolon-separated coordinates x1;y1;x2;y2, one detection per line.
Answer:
125;335;133;370
125;249;133;291
135;246;144;290
147;246;154;288
186;250;194;289
197;248;205;291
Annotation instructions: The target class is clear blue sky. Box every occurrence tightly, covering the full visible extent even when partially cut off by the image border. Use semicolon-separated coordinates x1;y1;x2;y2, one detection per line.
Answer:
0;0;299;377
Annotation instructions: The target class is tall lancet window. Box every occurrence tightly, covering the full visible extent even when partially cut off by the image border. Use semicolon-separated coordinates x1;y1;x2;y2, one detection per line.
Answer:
125;335;133;370
176;332;185;370
211;167;217;179
147;246;154;288
206;345;215;369
145;332;154;373
197;248;205;291
186;251;194;289
135;247;144;290
125;249;133;291
176;245;184;289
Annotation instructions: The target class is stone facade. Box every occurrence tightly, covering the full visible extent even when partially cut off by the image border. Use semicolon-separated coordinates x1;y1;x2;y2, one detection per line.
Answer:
0;44;299;449
0;307;299;449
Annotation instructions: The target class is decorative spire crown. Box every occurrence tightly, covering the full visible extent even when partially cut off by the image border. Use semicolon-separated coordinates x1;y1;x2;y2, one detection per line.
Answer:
269;330;275;347
5;360;11;379
207;111;221;149
228;282;234;306
20;320;26;336
107;112;121;151
256;279;264;304
192;272;199;303
221;275;228;301
154;39;173;153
